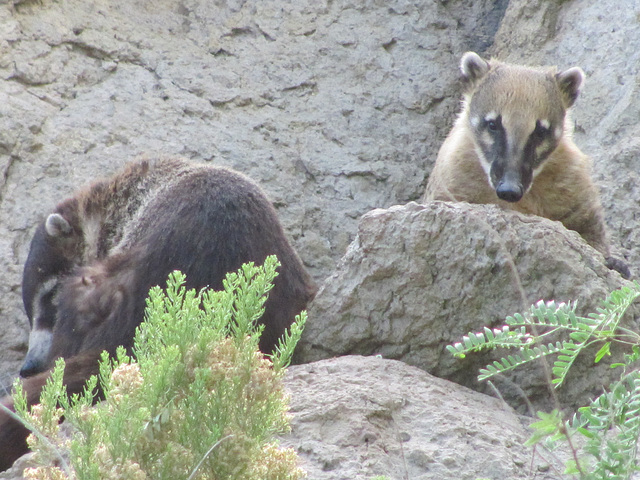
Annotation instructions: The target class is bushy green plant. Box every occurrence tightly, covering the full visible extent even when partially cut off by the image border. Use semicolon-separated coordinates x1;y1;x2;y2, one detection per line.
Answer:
13;255;306;480
448;282;640;479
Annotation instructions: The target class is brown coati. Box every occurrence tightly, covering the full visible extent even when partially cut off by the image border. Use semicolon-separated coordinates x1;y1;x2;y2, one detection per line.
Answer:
1;157;316;471
423;52;630;278
21;156;316;375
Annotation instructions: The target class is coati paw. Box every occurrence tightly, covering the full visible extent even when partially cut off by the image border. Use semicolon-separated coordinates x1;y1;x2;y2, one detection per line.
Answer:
605;256;631;280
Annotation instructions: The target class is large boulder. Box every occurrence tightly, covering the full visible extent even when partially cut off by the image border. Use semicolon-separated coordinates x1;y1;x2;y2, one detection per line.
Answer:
296;202;635;412
281;355;566;480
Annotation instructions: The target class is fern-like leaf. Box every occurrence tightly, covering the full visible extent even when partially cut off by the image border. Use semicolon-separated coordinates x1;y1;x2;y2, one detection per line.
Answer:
446;325;531;358
572;371;640;479
477;343;565;381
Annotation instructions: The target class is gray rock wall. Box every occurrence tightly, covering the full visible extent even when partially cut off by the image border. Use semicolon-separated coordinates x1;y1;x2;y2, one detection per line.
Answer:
0;0;497;382
1;0;639;432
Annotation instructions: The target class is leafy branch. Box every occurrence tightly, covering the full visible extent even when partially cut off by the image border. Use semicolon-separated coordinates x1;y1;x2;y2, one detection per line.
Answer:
446;284;640;388
448;282;640;479
11;255;307;480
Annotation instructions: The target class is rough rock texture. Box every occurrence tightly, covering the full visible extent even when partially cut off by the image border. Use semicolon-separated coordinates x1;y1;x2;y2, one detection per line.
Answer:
281;356;566;480
0;0;498;383
295;202;636;413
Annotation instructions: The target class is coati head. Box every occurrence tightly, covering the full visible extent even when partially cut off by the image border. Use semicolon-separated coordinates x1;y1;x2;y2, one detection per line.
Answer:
20;210;83;377
460;51;585;202
22;238;134;376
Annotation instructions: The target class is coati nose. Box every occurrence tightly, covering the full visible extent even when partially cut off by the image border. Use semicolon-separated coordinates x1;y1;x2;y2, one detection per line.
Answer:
19;358;42;378
496;181;524;202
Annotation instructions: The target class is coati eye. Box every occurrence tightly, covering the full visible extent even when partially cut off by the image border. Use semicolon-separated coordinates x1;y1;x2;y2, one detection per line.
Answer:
533;121;550;139
484;115;502;133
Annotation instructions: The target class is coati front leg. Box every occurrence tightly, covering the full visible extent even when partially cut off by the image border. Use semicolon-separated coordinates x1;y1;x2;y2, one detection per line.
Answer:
562;200;630;279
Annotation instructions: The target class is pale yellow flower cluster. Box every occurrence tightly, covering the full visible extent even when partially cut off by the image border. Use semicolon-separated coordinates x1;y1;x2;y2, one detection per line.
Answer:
89;445;147;480
108;363;144;406
24;400;71;471
206;338;285;409
27;404;64;438
251;443;307;480
24;466;73;480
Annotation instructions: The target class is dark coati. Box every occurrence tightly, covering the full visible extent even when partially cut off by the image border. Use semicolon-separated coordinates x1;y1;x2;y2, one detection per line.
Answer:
423;52;629;278
21;156;316;374
1;157;316;470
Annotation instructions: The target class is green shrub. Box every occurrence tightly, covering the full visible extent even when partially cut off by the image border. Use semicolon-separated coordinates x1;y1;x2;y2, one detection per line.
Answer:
13;255;306;480
448;282;640;479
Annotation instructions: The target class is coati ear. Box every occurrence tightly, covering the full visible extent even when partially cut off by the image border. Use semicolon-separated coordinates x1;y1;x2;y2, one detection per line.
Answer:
45;213;72;237
460;52;490;84
556;67;584;108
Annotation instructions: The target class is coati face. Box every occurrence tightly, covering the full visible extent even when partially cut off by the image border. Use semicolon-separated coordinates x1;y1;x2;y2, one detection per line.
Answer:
460;52;585;202
48;262;129;362
21;212;82;377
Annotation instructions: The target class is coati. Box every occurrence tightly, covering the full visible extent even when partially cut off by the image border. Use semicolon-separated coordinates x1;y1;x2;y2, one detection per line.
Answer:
21;156;316;375
0;156;316;470
423;52;630;278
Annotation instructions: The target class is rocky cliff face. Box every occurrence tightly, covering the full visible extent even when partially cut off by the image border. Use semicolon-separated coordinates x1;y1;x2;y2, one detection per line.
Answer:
0;0;480;381
1;0;639;477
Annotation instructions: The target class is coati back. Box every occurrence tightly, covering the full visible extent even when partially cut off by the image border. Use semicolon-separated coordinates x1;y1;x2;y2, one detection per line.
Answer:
424;52;629;278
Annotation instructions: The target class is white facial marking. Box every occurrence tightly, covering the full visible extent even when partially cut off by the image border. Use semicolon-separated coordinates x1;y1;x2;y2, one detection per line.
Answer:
473;144;493;186
31;278;59;324
470;116;480;128
39;278;58;296
539;119;550;130
535;144;547;157
554;126;563;139
532;162;546;179
473;112;499;187
484;111;498;122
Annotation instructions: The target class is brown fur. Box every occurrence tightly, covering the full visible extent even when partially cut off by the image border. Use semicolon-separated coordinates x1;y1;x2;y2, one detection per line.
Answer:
424;52;628;277
21;157;317;376
4;157;316;471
